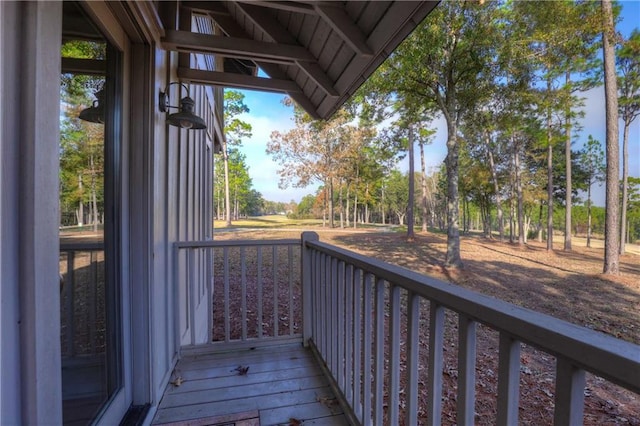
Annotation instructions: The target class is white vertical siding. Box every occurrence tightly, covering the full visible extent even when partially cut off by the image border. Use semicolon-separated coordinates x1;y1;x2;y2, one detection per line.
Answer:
0;2;63;423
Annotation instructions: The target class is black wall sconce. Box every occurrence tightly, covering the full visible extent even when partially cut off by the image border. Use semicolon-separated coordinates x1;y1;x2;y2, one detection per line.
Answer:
79;88;105;124
159;82;207;130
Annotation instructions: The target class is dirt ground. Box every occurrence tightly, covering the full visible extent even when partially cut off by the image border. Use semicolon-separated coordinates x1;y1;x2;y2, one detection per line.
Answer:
214;227;640;425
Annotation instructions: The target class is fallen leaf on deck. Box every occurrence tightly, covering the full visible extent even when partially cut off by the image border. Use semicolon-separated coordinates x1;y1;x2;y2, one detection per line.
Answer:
234;365;250;375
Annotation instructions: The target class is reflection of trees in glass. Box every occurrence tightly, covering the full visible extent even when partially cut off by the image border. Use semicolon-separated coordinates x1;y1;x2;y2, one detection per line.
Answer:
59;40;105;229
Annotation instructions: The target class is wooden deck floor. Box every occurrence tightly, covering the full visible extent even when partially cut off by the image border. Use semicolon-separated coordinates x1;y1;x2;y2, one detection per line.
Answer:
153;344;348;426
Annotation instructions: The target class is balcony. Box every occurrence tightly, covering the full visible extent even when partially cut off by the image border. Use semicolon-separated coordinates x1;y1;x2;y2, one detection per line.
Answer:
150;232;639;425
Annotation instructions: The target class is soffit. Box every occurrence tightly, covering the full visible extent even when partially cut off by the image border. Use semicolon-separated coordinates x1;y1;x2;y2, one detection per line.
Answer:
164;1;439;119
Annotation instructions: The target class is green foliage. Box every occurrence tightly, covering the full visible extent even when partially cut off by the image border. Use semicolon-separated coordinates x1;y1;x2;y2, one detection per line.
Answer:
223;90;252;145
618;29;640;125
59;39;107;227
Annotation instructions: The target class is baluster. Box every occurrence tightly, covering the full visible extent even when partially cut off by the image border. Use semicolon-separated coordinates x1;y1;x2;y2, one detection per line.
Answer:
273;246;278;337
344;263;354;406
352;268;363;421
223;247;230;342
427;301;445;425
189;249;196;344
320;253;327;357
65;251;75;356
337;260;345;390
374;278;385;425
362;273;373;425
257;246;263;339
389;285;401;421
288;244;294;336
497;333;521;425
554;357;586;426
241;246;247;340
330;257;338;374
457;315;477;426
89;250;98;353
405;292;421;426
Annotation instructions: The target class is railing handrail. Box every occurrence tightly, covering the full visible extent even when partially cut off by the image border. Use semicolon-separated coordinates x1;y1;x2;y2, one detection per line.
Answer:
60;242;104;251
174;238;299;249
305;239;640;395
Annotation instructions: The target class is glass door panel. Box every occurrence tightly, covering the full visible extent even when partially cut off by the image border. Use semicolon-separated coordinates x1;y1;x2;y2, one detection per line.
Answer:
60;2;122;423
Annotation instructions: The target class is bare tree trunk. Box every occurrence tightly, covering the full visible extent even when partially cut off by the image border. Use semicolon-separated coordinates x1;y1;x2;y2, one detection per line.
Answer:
602;0;620;274
564;72;573;251
445;122;463;267
514;138;525;246
78;173;84;226
328;178;335;228
339;181;344;229
587;183;593;248
345;184;350;228
380;185;385;225
537;201;543;243
486;131;504;241
407;126;415;240
419;140;428;232
365;185;370;223
222;141;232;227
620;119;629;254
546;82;554;252
90;156;98;233
353;185;358;229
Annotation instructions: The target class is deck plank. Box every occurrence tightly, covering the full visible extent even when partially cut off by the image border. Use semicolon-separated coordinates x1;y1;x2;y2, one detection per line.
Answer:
167;365;323;394
179;356;317;381
259;401;345;425
153;344;342;426
162;375;330;408
155;386;335;423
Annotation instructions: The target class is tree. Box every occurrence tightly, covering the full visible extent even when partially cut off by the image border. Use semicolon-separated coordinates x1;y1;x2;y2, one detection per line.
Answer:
267;102;356;227
59;41;106;229
384;170;409;225
601;0;620;274
577;135;605;247
222;90;252;226
617;30;640;254
380;1;498;267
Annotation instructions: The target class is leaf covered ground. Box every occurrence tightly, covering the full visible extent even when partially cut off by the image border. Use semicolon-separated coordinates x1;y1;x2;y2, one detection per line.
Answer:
213;227;640;425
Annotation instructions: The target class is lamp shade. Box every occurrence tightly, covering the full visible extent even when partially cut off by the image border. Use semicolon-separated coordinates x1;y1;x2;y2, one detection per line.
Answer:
78;89;105;124
166;96;206;129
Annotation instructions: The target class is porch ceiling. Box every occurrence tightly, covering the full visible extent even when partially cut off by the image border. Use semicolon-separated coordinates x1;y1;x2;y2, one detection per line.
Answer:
165;1;439;119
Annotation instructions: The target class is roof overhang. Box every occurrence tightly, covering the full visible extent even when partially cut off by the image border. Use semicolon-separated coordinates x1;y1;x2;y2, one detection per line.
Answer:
162;1;439;119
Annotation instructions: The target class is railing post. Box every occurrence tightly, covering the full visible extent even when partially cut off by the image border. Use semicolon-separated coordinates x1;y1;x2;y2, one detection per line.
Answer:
301;231;319;347
554;357;586;426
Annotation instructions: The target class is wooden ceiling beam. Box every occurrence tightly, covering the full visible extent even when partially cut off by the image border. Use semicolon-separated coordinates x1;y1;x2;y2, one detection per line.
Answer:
313;3;373;57
181;1;229;16
61;58;105;75
178;67;302;94
234;2;339;97
234;1;315;15
199;8;322;118
162;29;316;63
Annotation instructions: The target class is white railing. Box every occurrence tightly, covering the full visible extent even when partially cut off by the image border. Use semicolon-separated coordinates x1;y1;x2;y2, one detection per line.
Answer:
300;232;640;426
174;239;303;352
59;242;105;358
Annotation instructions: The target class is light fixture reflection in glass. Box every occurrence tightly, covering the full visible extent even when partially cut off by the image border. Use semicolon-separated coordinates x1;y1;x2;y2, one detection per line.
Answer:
78;89;105;124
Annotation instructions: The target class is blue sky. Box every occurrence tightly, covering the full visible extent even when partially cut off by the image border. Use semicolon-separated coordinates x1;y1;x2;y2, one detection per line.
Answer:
235;2;640;205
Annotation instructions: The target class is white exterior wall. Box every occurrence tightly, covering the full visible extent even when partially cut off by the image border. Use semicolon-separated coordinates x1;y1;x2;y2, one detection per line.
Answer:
0;2;218;420
0;2;63;423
